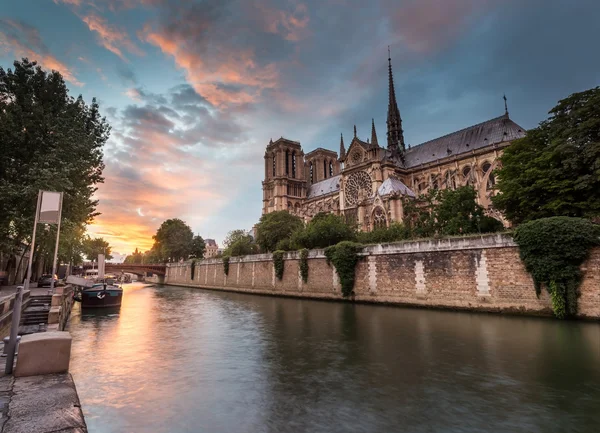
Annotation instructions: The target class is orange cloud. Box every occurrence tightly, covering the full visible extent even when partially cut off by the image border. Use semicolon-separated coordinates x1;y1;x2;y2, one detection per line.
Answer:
255;2;310;41
0;20;82;86
143;28;279;106
82;14;144;61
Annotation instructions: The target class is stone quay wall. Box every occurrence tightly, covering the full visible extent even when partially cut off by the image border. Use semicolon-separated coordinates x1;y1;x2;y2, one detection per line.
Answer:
164;234;600;319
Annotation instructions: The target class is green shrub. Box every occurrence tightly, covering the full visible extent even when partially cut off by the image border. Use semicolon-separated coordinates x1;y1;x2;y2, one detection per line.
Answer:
299;248;309;283
325;241;363;297
273;250;285;280
190;260;196;280
513;217;600;318
292;213;356;249
275;238;294;251
223;256;230;276
356;222;409;244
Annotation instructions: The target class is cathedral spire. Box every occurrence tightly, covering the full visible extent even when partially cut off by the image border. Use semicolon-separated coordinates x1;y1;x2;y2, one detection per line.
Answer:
371;118;379;148
386;47;405;155
339;133;346;160
354;124;357;138
503;94;509;117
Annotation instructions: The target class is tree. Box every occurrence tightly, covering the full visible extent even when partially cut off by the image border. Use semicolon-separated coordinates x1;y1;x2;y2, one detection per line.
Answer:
190;235;206;259
152;219;194;262
0;59;108;276
255;211;303;252
83;237;113;261
124;248;143;264
403;187;503;237
291;213;356;249
493;87;600;224
223;229;258;257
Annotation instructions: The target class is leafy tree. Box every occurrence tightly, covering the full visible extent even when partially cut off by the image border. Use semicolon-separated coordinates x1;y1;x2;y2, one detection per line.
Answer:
83;237;113;261
0;59;108;277
403;187;503;237
291;213;356;249
493;87;600;224
190;235;206;259
255;211;303;252
124;248;144;264
152;219;193;262
223;229;258;257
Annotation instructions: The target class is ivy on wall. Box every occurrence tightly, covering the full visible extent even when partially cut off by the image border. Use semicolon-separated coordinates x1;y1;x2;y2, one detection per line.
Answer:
513;217;599;319
299;249;309;283
190;260;196;280
223;256;230;276
324;241;363;297
273;251;285;280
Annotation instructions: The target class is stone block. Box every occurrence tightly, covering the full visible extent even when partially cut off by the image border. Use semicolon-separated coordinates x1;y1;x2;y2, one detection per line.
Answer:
14;332;72;377
51;294;62;307
48;306;61;324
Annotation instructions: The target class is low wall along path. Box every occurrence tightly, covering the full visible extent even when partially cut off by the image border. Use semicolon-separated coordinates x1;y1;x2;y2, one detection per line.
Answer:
165;234;600;319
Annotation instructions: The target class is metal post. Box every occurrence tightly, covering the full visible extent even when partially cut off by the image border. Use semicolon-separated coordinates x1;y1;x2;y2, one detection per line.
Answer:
49;193;63;294
5;191;42;374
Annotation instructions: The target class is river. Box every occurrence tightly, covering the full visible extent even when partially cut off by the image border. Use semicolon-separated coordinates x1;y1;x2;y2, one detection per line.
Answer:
68;283;600;433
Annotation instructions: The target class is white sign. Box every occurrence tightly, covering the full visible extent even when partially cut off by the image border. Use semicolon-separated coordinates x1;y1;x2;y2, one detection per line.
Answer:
38;191;63;224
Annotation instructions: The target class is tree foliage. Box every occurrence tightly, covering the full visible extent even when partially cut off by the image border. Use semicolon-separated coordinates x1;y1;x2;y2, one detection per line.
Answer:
324;241;363;297
152;219;193;262
493;87;600;224
223;229;258;257
513;217;599;319
0;59;108;275
124;248;144;264
299;248;309;283
291;213;356;249
403;187;503;237
356;223;409;244
82;237;113;261
256;211;303;252
272;251;285;280
191;235;206;259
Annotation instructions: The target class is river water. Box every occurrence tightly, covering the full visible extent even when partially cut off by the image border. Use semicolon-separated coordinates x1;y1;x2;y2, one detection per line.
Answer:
69;283;600;433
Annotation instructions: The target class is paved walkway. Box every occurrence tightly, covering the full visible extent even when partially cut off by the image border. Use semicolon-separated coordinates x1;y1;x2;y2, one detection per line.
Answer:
0;373;87;433
0;285;56;302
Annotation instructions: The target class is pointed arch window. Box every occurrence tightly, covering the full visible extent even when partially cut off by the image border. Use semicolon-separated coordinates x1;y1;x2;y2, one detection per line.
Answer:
285;150;289;175
272;155;276;176
323;160;327;179
329;160;333;177
310;162;314;184
292;151;296;178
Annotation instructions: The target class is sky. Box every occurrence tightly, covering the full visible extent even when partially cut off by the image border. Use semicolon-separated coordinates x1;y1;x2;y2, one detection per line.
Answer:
1;0;599;258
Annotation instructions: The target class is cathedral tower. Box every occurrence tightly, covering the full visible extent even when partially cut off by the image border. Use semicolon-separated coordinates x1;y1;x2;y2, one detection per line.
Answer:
262;138;306;215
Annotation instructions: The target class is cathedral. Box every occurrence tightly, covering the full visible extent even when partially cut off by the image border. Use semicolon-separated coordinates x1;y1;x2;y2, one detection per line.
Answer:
261;54;526;231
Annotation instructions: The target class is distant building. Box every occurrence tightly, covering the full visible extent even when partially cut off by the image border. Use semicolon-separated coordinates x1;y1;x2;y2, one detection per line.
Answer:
204;239;219;258
261;54;526;230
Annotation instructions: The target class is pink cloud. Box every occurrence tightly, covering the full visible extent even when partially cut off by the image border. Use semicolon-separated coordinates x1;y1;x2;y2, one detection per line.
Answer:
253;1;310;41
82;14;144;61
0;20;82;86
386;0;495;53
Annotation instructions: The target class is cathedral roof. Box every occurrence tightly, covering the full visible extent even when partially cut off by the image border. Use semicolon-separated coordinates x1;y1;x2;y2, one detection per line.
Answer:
306;175;341;199
378;177;416;198
403;114;526;167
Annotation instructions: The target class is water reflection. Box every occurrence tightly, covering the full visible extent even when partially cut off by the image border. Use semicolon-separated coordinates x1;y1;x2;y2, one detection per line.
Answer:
69;284;600;433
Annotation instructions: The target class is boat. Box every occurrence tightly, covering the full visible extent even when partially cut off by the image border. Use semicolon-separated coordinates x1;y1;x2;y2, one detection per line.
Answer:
79;283;123;309
67;276;124;309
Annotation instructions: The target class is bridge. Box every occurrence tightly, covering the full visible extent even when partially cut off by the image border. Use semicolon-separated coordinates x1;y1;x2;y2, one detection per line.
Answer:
82;263;167;276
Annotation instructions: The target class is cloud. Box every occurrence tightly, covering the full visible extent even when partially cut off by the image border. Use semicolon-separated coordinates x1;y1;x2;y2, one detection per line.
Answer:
82;14;144;61
0;19;82;86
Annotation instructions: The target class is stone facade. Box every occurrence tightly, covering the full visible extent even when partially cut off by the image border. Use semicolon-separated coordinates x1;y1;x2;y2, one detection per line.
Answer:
261;56;526;229
204;239;219;258
164;234;600;319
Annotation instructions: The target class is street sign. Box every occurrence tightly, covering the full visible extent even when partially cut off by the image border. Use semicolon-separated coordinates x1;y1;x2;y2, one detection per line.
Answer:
38;191;62;224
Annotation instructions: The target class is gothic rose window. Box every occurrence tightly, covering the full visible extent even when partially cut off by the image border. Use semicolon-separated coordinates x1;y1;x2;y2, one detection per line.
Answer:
373;207;386;229
351;150;362;164
344;171;372;206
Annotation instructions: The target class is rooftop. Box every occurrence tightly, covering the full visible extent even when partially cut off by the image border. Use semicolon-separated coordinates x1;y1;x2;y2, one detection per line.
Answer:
306;175;341;199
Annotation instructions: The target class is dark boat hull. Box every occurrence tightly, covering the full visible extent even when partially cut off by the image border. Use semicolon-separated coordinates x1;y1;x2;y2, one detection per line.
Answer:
81;288;123;309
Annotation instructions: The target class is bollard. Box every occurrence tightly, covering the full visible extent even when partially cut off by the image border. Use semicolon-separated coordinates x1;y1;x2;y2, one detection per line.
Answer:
3;335;21;355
